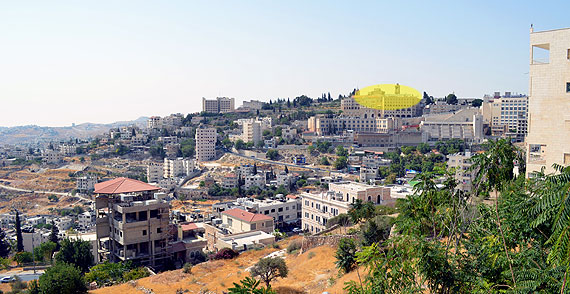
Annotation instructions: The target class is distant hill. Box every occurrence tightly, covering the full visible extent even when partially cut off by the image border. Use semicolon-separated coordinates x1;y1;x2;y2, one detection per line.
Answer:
0;117;148;145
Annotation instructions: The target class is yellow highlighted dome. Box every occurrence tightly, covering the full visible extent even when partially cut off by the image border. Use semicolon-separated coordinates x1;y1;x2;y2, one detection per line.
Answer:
354;84;421;110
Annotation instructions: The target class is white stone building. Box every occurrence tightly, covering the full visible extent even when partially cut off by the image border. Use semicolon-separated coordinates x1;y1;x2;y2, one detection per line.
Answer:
195;127;217;162
526;27;570;175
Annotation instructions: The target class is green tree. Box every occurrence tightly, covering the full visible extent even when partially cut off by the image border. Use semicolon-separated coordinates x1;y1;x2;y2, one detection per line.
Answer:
235;139;246;150
446;93;458;105
471;98;483;107
38;262;87;294
336;145;348;157
55;238;94;273
334;156;348;170
50;220;60;248
335;238;357;274
34;241;57;262
250;257;288;288
15;210;23;252
266;149;279;160
228;276;276;294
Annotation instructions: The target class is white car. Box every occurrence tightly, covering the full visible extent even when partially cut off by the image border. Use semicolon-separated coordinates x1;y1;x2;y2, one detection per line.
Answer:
0;276;15;283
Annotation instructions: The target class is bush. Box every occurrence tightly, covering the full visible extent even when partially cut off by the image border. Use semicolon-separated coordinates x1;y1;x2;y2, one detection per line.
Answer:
210;248;239;260
38;263;87;294
122;267;149;281
287;241;302;254
13;251;33;265
335;238;357;274
183;263;192;274
308;252;316;259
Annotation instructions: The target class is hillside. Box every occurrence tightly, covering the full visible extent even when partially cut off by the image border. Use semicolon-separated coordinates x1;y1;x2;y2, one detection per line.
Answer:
92;237;360;294
0;117;148;145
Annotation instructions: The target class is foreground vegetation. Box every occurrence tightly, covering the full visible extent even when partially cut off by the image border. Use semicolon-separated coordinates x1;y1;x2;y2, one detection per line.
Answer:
332;138;570;293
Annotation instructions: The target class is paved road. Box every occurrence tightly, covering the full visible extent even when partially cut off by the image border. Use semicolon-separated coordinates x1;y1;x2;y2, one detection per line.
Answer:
226;150;343;174
0;272;43;282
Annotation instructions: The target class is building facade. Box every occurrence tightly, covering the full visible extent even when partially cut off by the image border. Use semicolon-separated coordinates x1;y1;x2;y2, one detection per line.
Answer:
202;97;235;113
526;28;570;175
301;182;392;234
195;127;217;162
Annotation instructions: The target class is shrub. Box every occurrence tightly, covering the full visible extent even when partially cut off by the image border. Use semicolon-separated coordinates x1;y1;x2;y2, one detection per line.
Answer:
122;267;149;281
308;252;316;259
183;263;192;274
210;248;239;260
287;241;302;254
13;251;33;265
335;238;357;274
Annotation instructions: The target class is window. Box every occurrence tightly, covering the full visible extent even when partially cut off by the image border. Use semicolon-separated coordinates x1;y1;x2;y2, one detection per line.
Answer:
142;230;147;236
565;153;570;165
228;218;233;226
251;223;256;230
532;44;550;64
157;228;162;233
567;82;570;93
567;49;570;60
278;207;283;212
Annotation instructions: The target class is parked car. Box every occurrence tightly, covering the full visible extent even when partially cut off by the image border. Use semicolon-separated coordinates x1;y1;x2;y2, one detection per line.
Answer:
0;276;15;283
292;228;303;233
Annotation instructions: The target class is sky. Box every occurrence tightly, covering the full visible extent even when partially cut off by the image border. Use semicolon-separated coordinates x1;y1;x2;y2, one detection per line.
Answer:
0;0;569;127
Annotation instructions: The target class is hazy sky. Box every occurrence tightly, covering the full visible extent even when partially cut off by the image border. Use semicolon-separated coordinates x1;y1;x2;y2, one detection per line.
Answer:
1;1;569;127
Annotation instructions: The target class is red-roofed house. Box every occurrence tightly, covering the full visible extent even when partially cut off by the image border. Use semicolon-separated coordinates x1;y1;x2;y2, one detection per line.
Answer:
94;177;160;194
94;177;169;268
221;208;274;234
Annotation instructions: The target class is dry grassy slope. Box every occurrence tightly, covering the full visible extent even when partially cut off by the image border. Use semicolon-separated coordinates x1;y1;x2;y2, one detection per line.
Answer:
92;237;360;294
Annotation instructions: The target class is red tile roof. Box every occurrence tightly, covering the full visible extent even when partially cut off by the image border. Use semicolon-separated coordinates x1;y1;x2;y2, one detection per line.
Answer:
222;208;272;223
181;223;199;231
286;194;299;199
94;177;160;194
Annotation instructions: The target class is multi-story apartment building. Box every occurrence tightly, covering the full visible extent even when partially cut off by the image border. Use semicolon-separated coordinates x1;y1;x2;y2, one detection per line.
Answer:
76;175;98;193
526;27;570;175
148;116;162;129
78;211;96;231
301;182;392;234
242;120;262;145
163;158;194;179
146;162;164;183
94;177;169;267
447;151;475;192
482;92;528;142
235;196;302;226
195;127;216;162
244;174;265;190
221;208;274;234
202;97;235;113
59;144;77;156
222;173;238;189
42;150;63;164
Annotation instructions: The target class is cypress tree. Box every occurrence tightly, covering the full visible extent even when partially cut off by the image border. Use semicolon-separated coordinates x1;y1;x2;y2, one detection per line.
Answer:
15;210;24;252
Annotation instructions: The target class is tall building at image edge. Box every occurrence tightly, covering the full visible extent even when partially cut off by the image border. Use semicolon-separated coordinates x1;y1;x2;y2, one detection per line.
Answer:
526;27;570;176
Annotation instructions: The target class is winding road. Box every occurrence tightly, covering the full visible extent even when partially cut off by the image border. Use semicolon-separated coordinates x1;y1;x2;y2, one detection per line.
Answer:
0;181;92;203
225;150;342;174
